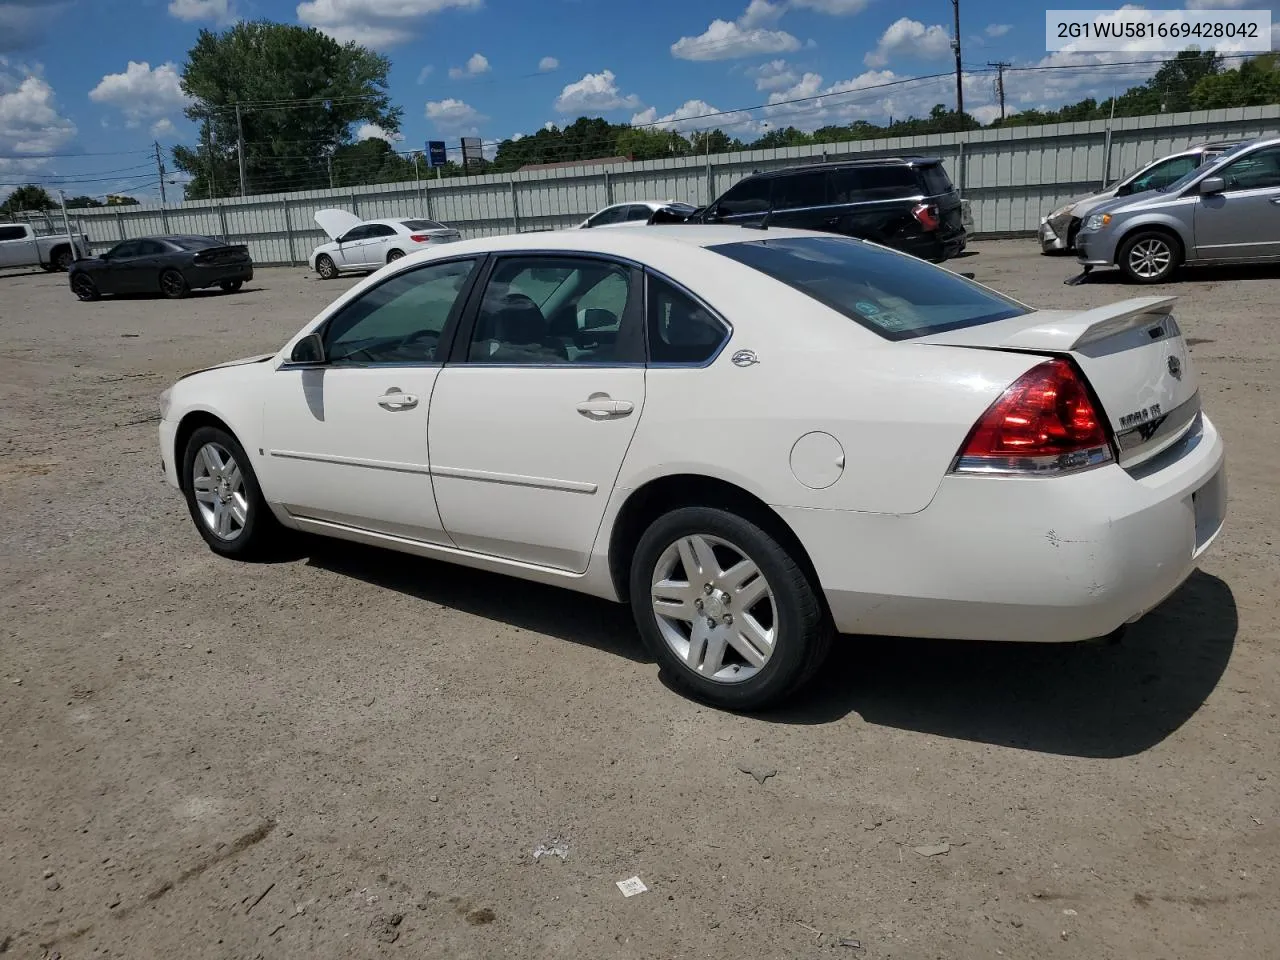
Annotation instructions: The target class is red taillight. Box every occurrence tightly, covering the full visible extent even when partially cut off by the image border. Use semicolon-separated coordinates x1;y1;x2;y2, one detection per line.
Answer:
410;234;431;243
911;202;940;231
953;359;1114;475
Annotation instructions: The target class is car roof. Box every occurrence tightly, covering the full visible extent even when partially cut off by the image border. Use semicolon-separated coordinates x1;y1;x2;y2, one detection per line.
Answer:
749;156;940;179
418;224;825;261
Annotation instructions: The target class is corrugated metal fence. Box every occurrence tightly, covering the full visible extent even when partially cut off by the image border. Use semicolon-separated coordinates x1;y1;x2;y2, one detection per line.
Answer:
63;105;1280;265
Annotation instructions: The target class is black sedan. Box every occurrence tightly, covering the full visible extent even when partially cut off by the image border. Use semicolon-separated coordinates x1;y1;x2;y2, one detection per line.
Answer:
69;235;254;302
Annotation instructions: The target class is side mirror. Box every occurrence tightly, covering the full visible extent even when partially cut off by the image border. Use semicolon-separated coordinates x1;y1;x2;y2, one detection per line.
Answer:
290;332;326;364
1199;176;1225;195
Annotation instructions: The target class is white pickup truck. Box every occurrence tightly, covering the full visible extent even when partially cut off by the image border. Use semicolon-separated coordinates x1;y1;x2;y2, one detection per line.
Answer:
0;222;90;272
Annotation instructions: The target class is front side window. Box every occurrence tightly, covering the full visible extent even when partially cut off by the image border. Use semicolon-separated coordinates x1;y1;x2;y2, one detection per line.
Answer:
1130;155;1197;193
646;275;728;364
367;223;397;238
323;258;477;364
340;226;370;243
0;226;27;241
773;172;825;210
1220;146;1280;191
716;178;771;216
710;236;1027;341
587;206;625;227
467;256;640;364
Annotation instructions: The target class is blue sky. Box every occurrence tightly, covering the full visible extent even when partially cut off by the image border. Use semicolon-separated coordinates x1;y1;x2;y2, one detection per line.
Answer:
0;0;1267;200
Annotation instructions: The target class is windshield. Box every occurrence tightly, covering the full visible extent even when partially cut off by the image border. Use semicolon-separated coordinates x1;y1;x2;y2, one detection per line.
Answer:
710;236;1028;341
1163;142;1249;193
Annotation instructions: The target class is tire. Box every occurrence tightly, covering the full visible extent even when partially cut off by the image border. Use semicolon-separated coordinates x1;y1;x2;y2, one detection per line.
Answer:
1118;230;1180;284
51;246;73;272
219;280;244;293
316;254;338;280
386;248;405;263
629;506;832;711
181;425;279;560
71;273;100;302
160;268;189;299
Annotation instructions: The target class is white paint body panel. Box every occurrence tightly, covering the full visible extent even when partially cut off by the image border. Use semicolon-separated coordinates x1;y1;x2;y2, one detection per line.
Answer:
308;214;462;274
160;225;1227;646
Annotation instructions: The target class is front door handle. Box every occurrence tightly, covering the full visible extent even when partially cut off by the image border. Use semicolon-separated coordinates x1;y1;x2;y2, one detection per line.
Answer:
378;390;418;410
576;397;634;419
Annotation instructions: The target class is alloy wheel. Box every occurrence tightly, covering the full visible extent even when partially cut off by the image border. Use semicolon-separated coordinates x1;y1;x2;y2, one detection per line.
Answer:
72;275;97;301
191;442;248;541
650;533;777;683
161;271;187;297
1127;238;1172;279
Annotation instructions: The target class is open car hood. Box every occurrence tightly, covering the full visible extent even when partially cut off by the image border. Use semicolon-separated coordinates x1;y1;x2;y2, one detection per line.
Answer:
314;208;362;241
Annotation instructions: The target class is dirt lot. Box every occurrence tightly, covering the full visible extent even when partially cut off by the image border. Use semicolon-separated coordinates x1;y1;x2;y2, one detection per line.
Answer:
1;243;1276;960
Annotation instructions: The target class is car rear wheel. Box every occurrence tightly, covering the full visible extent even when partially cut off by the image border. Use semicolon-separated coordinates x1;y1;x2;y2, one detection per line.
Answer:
387;248;405;263
1119;230;1179;284
160;269;189;299
51;246;73;271
71;273;100;302
182;426;278;560
219;280;243;293
316;254;338;280
629;506;832;711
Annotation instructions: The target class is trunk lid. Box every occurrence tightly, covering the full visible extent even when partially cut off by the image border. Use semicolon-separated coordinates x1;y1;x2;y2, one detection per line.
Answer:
920;296;1199;467
314;208;362;241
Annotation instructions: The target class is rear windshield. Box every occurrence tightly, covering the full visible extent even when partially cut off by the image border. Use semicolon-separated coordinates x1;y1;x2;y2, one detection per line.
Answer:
918;163;954;196
402;219;446;231
168;236;223;250
710;236;1028;341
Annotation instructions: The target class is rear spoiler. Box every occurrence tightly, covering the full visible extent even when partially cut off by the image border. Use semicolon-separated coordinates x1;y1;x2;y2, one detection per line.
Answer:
999;296;1178;351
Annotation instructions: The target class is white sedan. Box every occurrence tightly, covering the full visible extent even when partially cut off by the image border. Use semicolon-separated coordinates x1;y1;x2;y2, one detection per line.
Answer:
309;208;461;279
158;225;1226;710
578;200;699;229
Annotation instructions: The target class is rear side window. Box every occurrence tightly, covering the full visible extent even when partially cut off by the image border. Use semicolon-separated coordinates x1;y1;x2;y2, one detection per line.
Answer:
829;166;918;203
717;177;771;215
918;164;954;196
647;275;728;364
710;236;1027;341
0;226;27;241
773;171;826;210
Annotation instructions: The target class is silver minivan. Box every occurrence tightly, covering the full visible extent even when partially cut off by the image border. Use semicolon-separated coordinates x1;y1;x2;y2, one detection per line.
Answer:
1039;139;1245;253
1074;136;1280;283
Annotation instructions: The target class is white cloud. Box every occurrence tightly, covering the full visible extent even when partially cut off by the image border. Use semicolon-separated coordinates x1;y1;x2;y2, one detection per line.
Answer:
543;120;555;131
89;62;191;128
356;122;404;142
740;0;784;26
790;0;871;13
554;69;641;114
0;60;76;155
425;97;487;133
151;117;177;138
672;18;801;60
985;23;1012;37
448;52;489;79
168;0;235;24
416;65;434;84
538;56;559;72
632;99;761;136
296;0;482;48
865;18;952;68
750;59;798;91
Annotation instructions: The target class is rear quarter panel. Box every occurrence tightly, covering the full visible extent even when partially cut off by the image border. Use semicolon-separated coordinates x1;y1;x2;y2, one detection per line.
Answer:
615;246;1041;516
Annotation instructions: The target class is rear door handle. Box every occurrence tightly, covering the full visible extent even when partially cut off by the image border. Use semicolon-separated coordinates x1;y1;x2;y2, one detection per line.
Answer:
576;398;634;418
378;391;418;410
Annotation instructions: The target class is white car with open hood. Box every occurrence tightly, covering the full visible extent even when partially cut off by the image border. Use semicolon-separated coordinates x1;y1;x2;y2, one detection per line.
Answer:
157;225;1226;710
309;208;461;278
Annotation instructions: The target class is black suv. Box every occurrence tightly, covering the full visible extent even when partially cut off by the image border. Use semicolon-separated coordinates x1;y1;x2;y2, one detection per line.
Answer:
699;157;966;261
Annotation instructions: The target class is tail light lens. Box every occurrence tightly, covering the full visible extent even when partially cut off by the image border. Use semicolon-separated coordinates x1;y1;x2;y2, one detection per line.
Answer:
911;202;940;231
410;234;431;243
952;359;1114;475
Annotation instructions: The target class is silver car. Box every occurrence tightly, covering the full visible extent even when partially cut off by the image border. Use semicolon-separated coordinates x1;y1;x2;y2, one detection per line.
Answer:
1074;136;1280;283
1039;139;1245;253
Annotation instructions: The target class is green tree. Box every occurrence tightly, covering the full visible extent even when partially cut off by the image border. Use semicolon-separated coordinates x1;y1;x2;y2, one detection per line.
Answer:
172;21;401;199
1149;48;1222;112
1191;53;1280;109
65;195;103;208
0;184;54;216
330;138;418;187
106;195;140;206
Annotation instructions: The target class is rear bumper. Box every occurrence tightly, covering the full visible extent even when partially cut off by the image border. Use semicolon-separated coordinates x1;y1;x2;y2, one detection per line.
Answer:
781;414;1226;643
186;263;254;289
899;229;966;262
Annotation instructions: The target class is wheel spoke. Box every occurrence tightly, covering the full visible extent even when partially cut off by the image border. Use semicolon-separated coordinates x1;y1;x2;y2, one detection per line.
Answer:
199;445;222;477
652;578;697;622
194;488;218;505
677;534;720;582
213;502;230;537
727;616;772;668
229;496;248;527
699;629;729;677
685;618;710;671
223;463;242;493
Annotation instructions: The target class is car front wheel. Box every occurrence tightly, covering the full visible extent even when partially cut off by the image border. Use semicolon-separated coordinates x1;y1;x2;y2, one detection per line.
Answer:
316;254;338;279
629;506;832;710
71;273;100;302
1119;230;1180;284
181;426;278;559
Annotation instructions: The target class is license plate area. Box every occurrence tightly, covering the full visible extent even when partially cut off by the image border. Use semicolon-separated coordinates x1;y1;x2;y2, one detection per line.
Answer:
1191;467;1227;556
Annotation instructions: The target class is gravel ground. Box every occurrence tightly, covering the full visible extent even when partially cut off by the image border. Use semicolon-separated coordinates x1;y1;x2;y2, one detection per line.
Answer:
0;243;1276;960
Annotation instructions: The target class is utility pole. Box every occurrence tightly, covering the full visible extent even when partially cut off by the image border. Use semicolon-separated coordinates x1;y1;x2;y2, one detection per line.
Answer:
951;0;964;117
327;151;335;190
234;102;248;197
987;61;1010;121
154;141;168;206
204;116;216;200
